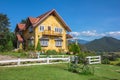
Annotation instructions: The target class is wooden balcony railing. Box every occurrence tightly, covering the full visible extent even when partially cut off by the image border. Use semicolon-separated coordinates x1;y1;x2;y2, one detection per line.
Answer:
42;30;62;36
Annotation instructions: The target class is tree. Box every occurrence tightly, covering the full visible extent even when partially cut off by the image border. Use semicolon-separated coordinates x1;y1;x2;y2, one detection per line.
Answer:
6;39;13;51
0;13;15;51
69;43;80;54
20;18;27;24
0;13;10;33
36;40;41;52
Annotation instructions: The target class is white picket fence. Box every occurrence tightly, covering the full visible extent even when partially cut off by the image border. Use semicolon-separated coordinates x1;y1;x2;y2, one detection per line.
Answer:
0;57;70;66
0;55;101;66
86;56;101;64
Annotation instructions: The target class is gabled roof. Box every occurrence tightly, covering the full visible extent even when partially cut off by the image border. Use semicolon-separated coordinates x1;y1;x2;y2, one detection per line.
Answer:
33;9;71;32
15;9;71;32
16;34;23;42
17;24;26;31
28;17;40;25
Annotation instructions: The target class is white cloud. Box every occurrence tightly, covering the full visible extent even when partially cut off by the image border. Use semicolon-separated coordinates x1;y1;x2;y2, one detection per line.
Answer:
69;32;80;37
80;30;99;37
70;30;120;39
106;31;120;37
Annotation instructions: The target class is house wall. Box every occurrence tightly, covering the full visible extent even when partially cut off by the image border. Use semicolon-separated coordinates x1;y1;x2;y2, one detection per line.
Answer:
22;27;35;48
34;14;67;52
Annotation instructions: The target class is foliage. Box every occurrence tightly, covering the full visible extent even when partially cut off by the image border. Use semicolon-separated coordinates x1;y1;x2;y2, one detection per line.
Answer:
68;51;95;75
102;58;110;64
0;45;4;52
68;43;80;54
27;44;35;51
77;52;96;64
0;13;10;33
0;51;28;58
110;58;120;65
46;50;57;55
0;13;16;51
5;39;14;51
116;62;120;66
68;63;79;73
68;62;94;75
20;18;27;24
36;40;41;52
81;65;94;75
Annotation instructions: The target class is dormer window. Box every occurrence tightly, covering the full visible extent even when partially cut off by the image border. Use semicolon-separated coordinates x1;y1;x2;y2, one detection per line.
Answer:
40;26;44;32
29;26;33;33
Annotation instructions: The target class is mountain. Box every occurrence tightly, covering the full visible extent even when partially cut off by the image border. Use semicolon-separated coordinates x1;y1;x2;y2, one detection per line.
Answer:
77;39;89;44
68;39;89;44
84;37;120;52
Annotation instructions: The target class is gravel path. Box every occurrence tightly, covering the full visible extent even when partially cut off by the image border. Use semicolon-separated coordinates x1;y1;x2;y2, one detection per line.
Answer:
0;55;17;60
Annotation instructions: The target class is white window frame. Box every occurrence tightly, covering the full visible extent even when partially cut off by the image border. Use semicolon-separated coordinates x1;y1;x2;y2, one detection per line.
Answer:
55;40;62;47
39;25;44;32
54;27;63;33
40;40;48;47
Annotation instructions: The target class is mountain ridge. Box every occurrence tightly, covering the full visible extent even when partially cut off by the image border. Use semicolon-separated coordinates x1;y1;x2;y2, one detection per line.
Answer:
84;37;120;52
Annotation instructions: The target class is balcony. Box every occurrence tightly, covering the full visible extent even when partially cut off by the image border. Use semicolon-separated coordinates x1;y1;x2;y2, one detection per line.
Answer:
42;30;62;37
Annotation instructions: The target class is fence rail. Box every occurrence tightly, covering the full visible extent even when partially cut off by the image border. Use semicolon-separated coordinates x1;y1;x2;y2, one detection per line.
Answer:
86;56;101;64
0;57;70;66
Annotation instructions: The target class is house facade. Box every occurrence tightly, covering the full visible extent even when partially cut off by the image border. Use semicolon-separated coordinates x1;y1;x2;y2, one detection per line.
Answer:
15;9;72;52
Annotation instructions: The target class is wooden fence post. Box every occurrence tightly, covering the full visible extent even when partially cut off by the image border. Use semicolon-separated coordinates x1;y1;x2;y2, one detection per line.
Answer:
47;57;49;64
17;58;20;65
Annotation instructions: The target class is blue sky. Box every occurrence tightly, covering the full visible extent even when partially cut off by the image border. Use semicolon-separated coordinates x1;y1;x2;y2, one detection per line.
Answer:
0;0;120;41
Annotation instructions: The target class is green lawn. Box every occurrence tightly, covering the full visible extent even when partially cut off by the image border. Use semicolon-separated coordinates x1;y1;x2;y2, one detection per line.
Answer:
0;64;120;80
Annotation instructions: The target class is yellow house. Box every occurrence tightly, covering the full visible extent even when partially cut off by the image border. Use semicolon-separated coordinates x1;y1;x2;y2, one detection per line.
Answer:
15;9;72;52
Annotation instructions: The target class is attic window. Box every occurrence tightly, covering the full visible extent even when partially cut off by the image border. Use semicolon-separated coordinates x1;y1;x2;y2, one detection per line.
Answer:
40;26;44;32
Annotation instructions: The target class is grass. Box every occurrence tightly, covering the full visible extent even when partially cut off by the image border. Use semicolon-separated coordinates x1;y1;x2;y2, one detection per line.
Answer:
0;64;120;80
0;51;29;58
110;58;120;65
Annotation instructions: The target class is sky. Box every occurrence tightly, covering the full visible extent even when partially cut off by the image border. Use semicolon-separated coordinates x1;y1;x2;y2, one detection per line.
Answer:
0;0;120;41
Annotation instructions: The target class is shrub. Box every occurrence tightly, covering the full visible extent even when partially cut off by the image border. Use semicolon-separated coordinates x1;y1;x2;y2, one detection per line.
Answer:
102;58;110;64
116;62;120;66
0;45;4;52
68;63;78;73
36;40;41;52
80;65;94;75
27;44;34;51
68;43;80;54
5;39;14;51
46;50;57;55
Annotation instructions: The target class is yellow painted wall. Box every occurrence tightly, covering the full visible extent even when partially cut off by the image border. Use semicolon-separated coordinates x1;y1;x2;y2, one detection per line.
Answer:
34;14;68;52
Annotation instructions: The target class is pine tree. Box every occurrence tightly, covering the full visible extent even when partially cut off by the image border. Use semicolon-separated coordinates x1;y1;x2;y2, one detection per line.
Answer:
6;39;13;51
36;40;41;52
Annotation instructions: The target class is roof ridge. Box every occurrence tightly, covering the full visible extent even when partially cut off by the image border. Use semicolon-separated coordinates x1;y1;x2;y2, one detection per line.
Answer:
37;9;55;18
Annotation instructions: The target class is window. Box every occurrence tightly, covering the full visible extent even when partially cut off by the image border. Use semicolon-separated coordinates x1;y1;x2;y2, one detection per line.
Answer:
48;26;51;31
29;26;33;33
55;27;62;33
40;26;44;32
40;40;48;47
55;41;62;47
